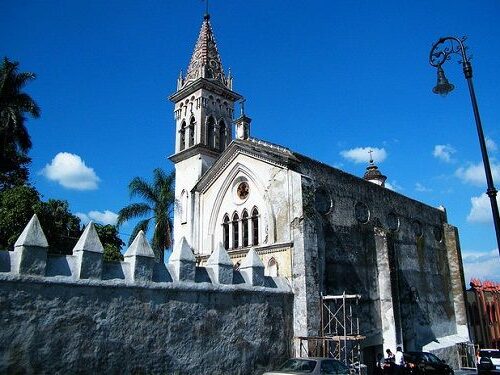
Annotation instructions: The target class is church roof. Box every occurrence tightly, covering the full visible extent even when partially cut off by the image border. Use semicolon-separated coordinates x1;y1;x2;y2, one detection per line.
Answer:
181;14;230;90
191;135;445;214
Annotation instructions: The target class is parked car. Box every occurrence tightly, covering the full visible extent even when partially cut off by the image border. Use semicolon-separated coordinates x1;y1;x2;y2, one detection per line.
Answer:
262;357;351;374
403;351;454;375
477;349;500;374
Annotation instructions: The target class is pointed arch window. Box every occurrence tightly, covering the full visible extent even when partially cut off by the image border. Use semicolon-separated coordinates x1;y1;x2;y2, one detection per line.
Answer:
222;214;230;250
180;190;188;224
267;257;278;277
242;210;249;247
251;207;259;246
189;117;196;147
232;212;239;249
219;120;226;151
179;121;186;151
207;116;215;148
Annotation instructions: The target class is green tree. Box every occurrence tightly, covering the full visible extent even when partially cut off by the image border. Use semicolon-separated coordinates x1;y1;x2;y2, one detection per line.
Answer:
95;223;125;261
0;185;40;249
35;199;81;255
117;168;175;262
0;57;40;190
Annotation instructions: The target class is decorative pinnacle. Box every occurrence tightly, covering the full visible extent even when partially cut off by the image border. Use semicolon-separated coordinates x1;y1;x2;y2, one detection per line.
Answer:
240;98;246;116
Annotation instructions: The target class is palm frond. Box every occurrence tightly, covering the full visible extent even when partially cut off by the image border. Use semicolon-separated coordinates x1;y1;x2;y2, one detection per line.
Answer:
128;176;157;204
117;202;151;227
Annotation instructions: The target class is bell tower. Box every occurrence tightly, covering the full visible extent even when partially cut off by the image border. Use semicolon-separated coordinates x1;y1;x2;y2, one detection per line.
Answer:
169;13;243;249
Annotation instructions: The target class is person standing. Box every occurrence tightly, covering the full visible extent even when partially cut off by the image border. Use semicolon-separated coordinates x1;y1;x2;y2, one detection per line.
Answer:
384;349;395;374
394;346;405;375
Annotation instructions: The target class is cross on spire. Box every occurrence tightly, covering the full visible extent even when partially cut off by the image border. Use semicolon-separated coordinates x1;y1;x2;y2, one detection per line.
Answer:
368;149;374;164
202;0;209;18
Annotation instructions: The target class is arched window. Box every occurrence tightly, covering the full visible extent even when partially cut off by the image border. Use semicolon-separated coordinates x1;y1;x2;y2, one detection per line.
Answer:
222;214;230;250
179;121;186;151
180;190;188;223
232;212;239;249
242;210;249;247
267;257;278;277
219;120;226;151
189;117;196;147
251;207;259;246
207;116;215;148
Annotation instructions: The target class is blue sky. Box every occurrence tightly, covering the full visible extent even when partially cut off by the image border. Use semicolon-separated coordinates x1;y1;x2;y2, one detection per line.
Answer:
3;0;500;281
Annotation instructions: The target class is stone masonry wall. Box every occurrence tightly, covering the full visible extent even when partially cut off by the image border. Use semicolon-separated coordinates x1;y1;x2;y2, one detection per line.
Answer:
0;216;293;374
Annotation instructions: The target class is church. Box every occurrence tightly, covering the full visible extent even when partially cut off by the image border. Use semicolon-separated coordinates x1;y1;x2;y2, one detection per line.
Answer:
168;12;470;364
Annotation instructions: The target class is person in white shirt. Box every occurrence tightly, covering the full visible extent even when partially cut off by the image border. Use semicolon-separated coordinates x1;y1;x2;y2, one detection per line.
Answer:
394;346;405;374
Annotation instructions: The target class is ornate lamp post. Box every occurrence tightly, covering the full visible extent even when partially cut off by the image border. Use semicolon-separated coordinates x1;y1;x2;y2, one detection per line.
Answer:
429;36;500;255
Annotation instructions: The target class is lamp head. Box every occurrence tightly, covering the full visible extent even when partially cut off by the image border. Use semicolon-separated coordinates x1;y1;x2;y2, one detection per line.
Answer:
433;65;454;96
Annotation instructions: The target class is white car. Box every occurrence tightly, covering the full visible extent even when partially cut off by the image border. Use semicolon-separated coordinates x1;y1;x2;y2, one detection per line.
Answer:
262;358;351;374
478;349;500;374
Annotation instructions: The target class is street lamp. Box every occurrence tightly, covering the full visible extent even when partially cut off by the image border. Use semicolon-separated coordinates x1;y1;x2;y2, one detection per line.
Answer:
429;36;500;255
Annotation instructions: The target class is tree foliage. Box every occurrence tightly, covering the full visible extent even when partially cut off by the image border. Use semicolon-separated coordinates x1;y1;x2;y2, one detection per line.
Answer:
117;168;175;262
0;57;40;190
0;186;125;260
95;224;125;262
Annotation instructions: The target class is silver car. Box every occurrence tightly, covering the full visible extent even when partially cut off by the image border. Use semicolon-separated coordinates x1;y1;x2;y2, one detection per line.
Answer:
263;357;351;375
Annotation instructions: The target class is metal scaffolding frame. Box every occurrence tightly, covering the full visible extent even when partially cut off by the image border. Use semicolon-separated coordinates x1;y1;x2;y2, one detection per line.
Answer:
298;292;365;373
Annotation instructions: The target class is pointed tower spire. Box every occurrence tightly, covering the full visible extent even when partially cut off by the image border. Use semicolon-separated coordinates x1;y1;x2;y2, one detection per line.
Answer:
183;14;228;88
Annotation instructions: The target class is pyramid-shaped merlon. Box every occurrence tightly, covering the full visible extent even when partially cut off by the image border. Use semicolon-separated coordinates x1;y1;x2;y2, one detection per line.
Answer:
73;222;104;253
206;242;232;266
124;231;155;258
14;214;48;248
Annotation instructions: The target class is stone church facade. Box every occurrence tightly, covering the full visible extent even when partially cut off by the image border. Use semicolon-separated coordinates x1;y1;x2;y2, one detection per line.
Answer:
169;13;469;363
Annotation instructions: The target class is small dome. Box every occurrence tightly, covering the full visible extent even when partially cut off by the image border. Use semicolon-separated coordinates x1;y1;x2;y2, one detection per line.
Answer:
363;159;387;187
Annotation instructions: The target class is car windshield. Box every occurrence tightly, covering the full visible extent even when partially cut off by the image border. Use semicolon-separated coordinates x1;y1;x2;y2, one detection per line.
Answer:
426;353;442;364
279;359;317;373
480;350;500;359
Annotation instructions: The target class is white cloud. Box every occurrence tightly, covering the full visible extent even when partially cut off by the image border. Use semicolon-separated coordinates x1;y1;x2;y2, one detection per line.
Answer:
455;161;500;186
467;193;500;223
385;180;403;192
462;249;500;283
432;144;456;163
486;136;498;152
340;147;387;164
76;210;118;226
415;182;432;192
41;152;100;190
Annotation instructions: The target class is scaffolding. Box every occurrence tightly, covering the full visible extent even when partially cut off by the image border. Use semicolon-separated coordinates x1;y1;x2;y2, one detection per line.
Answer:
298;292;365;373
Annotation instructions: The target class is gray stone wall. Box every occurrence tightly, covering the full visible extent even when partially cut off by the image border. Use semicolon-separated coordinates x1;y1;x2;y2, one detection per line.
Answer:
0;275;293;375
0;216;293;374
296;155;463;351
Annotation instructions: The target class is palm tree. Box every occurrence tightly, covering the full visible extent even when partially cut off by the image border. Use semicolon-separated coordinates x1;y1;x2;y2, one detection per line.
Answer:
117;168;175;262
0;57;40;188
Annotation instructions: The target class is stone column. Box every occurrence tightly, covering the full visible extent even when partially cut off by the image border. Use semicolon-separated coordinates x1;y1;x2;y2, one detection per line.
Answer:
443;223;470;339
238;219;243;248
248;218;254;246
375;227;398;351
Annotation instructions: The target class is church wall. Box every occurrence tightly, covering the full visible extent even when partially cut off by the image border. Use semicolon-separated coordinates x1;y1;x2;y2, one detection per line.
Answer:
297;156;463;352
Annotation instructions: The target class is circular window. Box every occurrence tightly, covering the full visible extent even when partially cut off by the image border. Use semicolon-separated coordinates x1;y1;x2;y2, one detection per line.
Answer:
354;202;370;224
413;220;423;238
232;177;250;204
315;188;332;215
237;181;249;200
387;212;400;231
